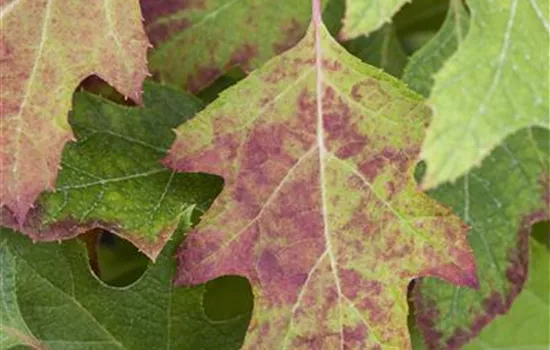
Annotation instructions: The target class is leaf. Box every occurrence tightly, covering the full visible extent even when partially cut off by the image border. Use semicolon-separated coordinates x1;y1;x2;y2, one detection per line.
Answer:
164;4;477;348
0;0;149;223
392;0;450;39
0;222;251;350
420;0;550;189
403;5;550;345
463;237;550;349
322;0;407;77
0;81;223;260
142;0;315;92
340;0;410;40
344;23;408;78
413;127;550;349
403;0;470;97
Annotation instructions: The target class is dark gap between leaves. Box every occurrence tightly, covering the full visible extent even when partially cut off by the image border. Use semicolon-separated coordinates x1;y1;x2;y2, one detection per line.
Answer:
81;229;149;287
203;275;254;321
196;66;247;105
532;220;550;249
78;75;137;106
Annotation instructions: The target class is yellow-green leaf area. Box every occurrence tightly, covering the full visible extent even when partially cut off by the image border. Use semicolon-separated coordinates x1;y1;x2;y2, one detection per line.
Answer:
421;0;550;188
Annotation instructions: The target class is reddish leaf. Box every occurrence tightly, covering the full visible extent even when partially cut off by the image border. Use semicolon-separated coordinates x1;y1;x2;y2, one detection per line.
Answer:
141;0;314;92
164;2;477;348
0;0;149;223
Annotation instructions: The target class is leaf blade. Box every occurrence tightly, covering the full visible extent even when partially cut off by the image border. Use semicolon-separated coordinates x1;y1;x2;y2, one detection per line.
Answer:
1;81;221;260
414;127;550;349
142;0;314;92
420;0;550;188
341;0;410;39
0;0;149;223
165;10;477;348
0;223;251;350
463;237;549;349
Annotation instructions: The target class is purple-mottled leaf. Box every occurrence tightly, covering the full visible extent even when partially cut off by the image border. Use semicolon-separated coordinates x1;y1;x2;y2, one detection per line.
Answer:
164;2;477;348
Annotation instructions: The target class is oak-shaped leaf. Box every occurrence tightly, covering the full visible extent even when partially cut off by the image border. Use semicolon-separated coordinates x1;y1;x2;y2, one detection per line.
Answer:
142;0;316;92
420;0;549;188
0;221;250;350
1;81;222;260
164;6;477;348
0;0;149;223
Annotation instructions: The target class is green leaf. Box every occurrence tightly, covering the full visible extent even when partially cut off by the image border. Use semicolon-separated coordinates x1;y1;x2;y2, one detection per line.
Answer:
344;23;408;77
464;237;549;349
324;0;407;77
403;0;470;97
0;81;222;260
404;4;550;346
0;222;251;350
393;0;450;39
340;0;409;39
142;0;316;92
420;0;550;189
164;4;477;347
0;0;149;223
413;127;550;349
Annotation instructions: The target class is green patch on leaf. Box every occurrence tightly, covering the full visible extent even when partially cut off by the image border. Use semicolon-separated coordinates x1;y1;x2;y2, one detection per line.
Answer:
341;0;410;39
403;0;470;97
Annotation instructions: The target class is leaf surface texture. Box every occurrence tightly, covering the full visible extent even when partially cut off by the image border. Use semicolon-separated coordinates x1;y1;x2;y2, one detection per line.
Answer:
420;0;550;188
341;0;410;39
0;0;149;222
0;225;250;350
142;0;315;92
165;8;477;349
1;82;222;260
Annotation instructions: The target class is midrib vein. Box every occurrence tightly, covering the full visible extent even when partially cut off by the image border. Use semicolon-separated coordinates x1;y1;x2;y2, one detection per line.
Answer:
313;0;344;348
